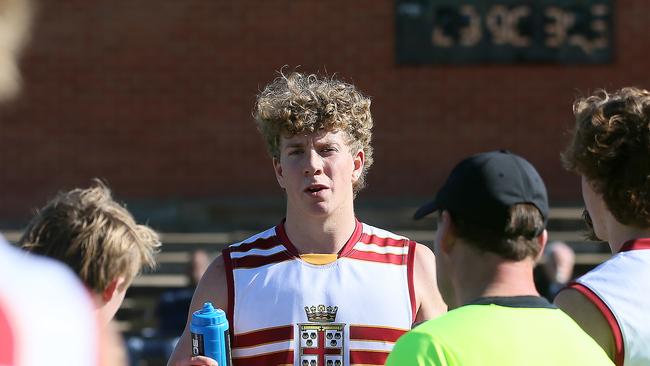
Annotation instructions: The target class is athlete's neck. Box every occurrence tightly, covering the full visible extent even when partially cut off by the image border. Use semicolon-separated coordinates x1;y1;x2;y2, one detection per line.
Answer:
283;210;357;255
453;244;540;306
603;214;650;253
94;294;115;328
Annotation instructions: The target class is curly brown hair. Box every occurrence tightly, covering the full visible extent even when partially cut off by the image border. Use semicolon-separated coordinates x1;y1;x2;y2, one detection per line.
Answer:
562;87;650;228
253;71;374;193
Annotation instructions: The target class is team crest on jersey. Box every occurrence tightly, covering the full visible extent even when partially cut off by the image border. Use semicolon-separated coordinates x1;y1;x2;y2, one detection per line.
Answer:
298;305;345;366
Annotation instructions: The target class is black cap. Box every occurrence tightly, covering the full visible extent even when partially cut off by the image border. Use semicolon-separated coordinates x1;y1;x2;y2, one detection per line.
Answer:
414;150;549;230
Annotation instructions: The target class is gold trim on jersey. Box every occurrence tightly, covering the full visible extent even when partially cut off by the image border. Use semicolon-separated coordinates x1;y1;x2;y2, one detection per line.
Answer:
300;253;338;265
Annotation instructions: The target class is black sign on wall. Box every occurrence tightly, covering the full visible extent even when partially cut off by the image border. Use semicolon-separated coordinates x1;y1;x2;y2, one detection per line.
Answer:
396;0;613;64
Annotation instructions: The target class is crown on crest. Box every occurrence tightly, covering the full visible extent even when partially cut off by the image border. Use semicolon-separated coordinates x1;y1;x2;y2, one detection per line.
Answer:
304;305;338;322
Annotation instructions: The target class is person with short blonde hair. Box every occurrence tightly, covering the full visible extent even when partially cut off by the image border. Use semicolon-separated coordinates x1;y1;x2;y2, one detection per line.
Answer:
20;180;161;325
555;87;650;366
168;71;446;366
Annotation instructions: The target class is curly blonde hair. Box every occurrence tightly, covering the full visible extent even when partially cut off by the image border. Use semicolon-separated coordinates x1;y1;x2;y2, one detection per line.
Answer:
253;71;374;193
562;87;650;228
20;180;161;293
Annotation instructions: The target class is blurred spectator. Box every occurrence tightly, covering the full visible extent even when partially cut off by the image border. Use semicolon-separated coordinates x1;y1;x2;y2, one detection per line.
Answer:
127;250;210;366
0;1;125;364
534;241;576;301
0;0;30;102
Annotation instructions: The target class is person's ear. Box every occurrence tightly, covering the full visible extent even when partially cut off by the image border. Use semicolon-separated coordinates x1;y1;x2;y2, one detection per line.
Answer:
351;149;365;183
534;229;549;262
438;211;457;255
273;157;285;189
102;277;127;302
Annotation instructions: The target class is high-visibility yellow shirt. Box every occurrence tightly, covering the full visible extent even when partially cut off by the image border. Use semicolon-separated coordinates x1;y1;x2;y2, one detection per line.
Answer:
386;296;614;366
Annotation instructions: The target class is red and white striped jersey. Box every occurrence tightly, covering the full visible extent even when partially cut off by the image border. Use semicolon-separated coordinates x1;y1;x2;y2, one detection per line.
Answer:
222;220;416;366
571;238;650;366
0;235;99;366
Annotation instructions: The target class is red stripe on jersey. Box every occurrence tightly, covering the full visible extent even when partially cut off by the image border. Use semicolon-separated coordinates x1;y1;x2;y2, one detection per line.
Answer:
228;235;280;254
231;251;293;269
349;325;407;343
233;325;294;348
569;282;625;366
275;220;297;256
278;219;364;258
337;219;364;257
349;350;389;365
619;237;650;253
358;233;407;248
232;350;294;366
0;298;16;365
407;240;417;323
346;250;407;265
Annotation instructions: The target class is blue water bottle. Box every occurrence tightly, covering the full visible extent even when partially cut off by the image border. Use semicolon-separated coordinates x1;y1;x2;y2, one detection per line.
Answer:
190;302;232;366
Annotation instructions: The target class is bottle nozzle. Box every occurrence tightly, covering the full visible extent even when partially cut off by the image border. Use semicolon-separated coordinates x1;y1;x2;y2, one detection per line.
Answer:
202;302;215;313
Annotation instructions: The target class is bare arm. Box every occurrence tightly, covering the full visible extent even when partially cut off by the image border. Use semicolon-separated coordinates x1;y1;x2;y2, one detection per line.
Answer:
554;287;615;361
167;254;229;366
413;243;447;325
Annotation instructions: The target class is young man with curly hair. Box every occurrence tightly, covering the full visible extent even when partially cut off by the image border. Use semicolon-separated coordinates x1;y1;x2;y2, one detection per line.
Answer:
168;72;446;366
555;87;650;366
385;150;613;366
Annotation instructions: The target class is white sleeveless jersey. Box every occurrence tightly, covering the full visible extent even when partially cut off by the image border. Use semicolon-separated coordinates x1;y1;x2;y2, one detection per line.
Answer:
573;238;650;366
0;235;99;366
222;220;416;366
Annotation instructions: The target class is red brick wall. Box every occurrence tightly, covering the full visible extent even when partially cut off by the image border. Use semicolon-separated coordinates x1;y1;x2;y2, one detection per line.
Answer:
1;0;649;222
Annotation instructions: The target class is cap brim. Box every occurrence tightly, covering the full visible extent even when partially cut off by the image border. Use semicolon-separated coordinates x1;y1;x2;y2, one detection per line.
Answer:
413;200;438;220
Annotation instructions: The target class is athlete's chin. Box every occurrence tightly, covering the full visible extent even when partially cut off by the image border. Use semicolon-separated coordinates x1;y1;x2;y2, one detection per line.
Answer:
303;201;335;216
309;205;333;217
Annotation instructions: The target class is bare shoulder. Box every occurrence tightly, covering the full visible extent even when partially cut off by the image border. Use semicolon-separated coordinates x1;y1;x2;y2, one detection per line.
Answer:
167;253;229;366
554;287;607;329
414;242;436;265
412;243;438;286
554;287;615;359
412;242;447;323
192;253;229;311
